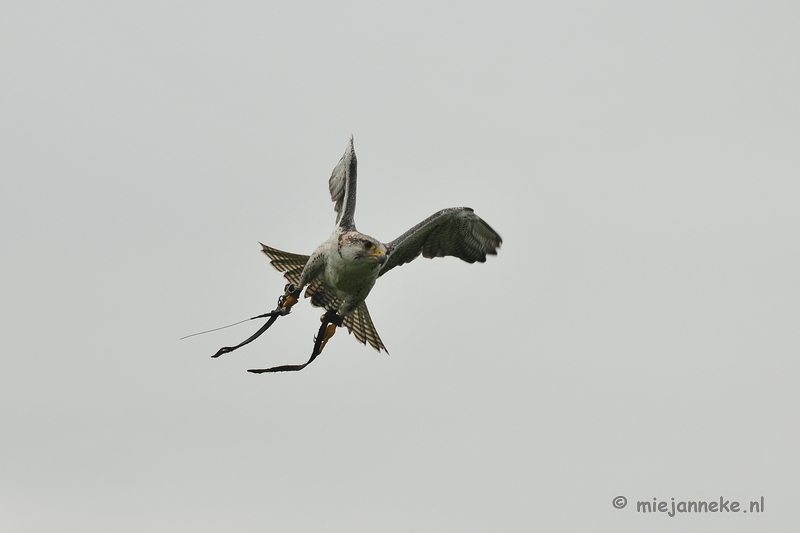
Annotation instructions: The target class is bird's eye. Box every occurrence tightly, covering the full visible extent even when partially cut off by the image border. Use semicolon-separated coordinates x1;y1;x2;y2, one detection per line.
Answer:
364;241;375;250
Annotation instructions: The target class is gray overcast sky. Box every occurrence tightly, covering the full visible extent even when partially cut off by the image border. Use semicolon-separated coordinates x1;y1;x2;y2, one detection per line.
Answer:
2;1;798;531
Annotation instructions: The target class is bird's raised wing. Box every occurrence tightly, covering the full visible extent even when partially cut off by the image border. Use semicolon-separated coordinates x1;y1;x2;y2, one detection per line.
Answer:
328;136;358;230
379;207;502;277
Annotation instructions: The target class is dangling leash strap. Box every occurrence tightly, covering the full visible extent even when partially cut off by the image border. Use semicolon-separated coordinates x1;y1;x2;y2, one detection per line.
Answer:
211;284;301;359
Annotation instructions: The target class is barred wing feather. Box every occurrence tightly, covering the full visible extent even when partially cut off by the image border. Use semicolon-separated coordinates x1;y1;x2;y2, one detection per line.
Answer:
342;302;387;353
259;243;309;286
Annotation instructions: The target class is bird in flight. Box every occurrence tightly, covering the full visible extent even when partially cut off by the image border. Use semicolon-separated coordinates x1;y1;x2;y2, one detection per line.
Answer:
213;136;502;372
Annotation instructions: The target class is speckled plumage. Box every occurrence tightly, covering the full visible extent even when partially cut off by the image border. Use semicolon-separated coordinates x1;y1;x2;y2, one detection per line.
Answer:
261;136;502;353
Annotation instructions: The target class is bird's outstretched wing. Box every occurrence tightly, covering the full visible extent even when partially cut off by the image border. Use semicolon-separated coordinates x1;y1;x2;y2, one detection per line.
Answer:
380;207;502;277
328;136;358;230
260;243;310;286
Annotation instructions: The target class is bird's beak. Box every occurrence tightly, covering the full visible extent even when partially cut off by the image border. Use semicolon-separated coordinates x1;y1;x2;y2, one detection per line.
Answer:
370;249;387;265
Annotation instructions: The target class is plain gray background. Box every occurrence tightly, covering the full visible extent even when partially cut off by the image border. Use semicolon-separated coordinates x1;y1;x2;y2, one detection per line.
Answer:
2;1;798;531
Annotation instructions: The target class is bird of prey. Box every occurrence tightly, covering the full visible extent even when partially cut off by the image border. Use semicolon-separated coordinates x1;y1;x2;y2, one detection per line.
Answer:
213;136;502;372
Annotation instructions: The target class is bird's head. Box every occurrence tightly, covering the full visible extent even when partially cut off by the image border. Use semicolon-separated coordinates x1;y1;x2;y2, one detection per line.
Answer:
340;233;387;267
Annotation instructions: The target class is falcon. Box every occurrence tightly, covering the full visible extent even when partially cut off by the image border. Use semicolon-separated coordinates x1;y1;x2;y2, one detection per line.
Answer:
213;136;502;372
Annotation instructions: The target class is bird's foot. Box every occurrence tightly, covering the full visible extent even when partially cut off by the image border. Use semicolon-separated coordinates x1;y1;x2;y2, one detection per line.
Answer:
278;284;302;315
314;309;343;355
320;310;344;327
318;323;337;354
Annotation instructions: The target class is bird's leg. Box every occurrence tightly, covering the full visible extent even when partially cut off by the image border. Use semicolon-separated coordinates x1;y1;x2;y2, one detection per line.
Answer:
212;284;302;358
278;283;301;313
317;309;343;355
247;309;343;374
318;324;337;353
